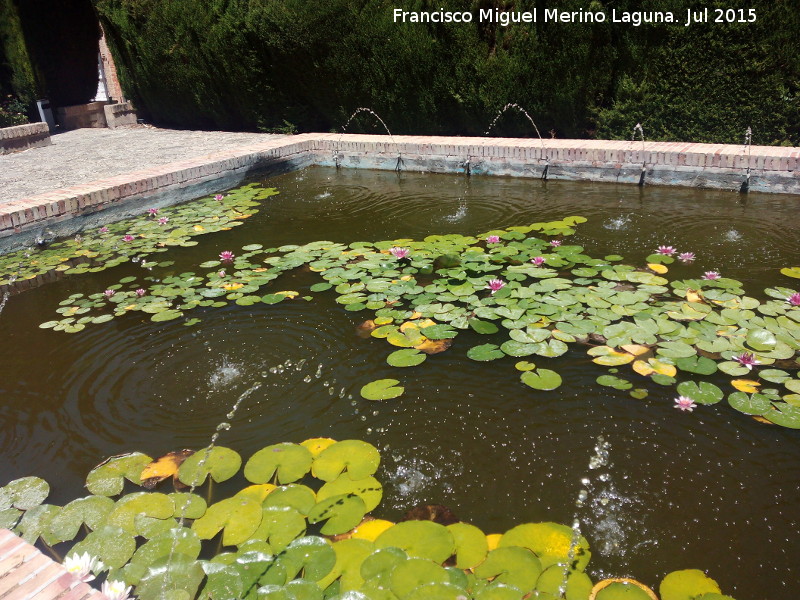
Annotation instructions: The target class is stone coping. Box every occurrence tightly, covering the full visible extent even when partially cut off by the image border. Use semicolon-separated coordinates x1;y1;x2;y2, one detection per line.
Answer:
0;123;51;156
0;529;105;600
1;133;798;251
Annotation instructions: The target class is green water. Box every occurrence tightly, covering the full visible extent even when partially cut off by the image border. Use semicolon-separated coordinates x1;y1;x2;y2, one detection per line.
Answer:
1;167;799;598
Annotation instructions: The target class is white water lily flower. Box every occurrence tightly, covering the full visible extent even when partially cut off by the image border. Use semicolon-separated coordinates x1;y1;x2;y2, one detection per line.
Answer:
101;579;133;600
64;552;104;583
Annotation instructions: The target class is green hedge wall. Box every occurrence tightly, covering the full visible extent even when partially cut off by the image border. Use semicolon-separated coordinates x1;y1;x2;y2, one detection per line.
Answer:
0;0;38;106
93;0;799;144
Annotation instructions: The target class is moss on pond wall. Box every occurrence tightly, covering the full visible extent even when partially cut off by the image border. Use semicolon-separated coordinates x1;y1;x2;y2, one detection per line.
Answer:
92;0;799;145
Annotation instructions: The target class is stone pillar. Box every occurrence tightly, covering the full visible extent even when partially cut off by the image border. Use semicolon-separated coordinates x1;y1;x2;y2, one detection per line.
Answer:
98;25;125;103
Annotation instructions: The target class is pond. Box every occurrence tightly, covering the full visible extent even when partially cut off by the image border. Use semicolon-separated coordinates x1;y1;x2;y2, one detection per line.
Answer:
1;166;799;599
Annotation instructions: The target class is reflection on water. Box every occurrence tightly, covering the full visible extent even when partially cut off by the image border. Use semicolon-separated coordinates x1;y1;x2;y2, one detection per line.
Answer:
0;167;799;598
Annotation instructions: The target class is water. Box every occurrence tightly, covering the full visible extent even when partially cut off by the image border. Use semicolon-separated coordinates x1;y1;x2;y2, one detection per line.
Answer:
1;168;800;598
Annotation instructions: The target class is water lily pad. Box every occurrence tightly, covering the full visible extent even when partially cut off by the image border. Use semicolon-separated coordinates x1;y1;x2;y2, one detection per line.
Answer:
70;524;136;568
244;443;313;485
727;392;771;415
136;554;205;600
312;440;381;481
105;492;175;535
536;565;594;598
318;538;374;591
192;496;263;546
318;476;382;512
474;546;542;593
124;527;202;584
594;581;655;600
780;266;800;279
263;485;317;515
170;493;208;520
301;438;338;457
499;522;591;571
588;346;635;366
520;369;562;391
764;404;800;428
659;569;721;600
386;558;449;597
248;505;307;551
468;344;505;361
731;379;761;393
470;320;500;334
280;536;336;582
675;356;718;375
375;521;455;563
447;522;489;569
676;381;723;405
179;446;242;486
745;329;777;352
86;452;153;496
387;349;427;367
308;494;366;536
596;375;633;391
1;476;50;510
360;379;404;401
47;495;114;542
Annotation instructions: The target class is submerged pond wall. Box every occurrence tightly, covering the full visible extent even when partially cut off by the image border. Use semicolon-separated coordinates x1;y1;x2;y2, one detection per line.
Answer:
1;134;799;252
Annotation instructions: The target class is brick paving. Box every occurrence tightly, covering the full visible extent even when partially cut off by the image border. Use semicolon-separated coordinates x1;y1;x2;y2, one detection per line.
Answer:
0;529;105;600
0;126;285;203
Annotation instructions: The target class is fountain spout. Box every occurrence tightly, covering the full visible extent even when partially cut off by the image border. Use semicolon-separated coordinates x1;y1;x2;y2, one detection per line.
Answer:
485;103;549;180
740;126;752;193
632;123;646;186
336;107;397;172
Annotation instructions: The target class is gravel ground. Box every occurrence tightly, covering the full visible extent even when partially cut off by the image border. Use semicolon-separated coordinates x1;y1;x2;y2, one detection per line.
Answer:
0;125;286;203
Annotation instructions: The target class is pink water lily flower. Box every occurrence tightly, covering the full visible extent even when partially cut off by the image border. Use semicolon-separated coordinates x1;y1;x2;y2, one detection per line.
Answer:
158;217;169;225
147;208;159;216
531;256;546;267
550;240;562;247
674;396;697;412
486;278;506;294
486;235;501;244
101;579;133;600
217;270;226;278
787;293;800;306
122;234;135;242
99;226;109;234
214;194;224;201
390;247;410;259
103;289;115;298
733;352;760;370
135;289;146;297
656;245;676;256
219;250;235;262
678;252;695;263
702;271;721;280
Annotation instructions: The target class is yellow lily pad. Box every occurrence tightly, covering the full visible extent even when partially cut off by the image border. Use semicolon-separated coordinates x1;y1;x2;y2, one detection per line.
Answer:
731;379;761;393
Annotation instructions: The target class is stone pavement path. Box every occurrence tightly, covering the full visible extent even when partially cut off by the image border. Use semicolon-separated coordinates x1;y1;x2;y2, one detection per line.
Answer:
0;126;285;204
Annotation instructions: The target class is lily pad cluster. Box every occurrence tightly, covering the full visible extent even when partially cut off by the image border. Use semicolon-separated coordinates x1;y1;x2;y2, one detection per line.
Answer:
0;184;277;289
0;439;737;600
37;213;800;428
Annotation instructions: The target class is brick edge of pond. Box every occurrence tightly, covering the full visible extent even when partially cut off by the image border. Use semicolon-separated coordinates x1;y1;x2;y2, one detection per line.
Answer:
0;529;106;600
2;133;799;252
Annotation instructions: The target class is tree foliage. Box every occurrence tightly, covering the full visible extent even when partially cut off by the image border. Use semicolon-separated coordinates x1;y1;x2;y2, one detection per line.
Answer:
82;0;798;144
